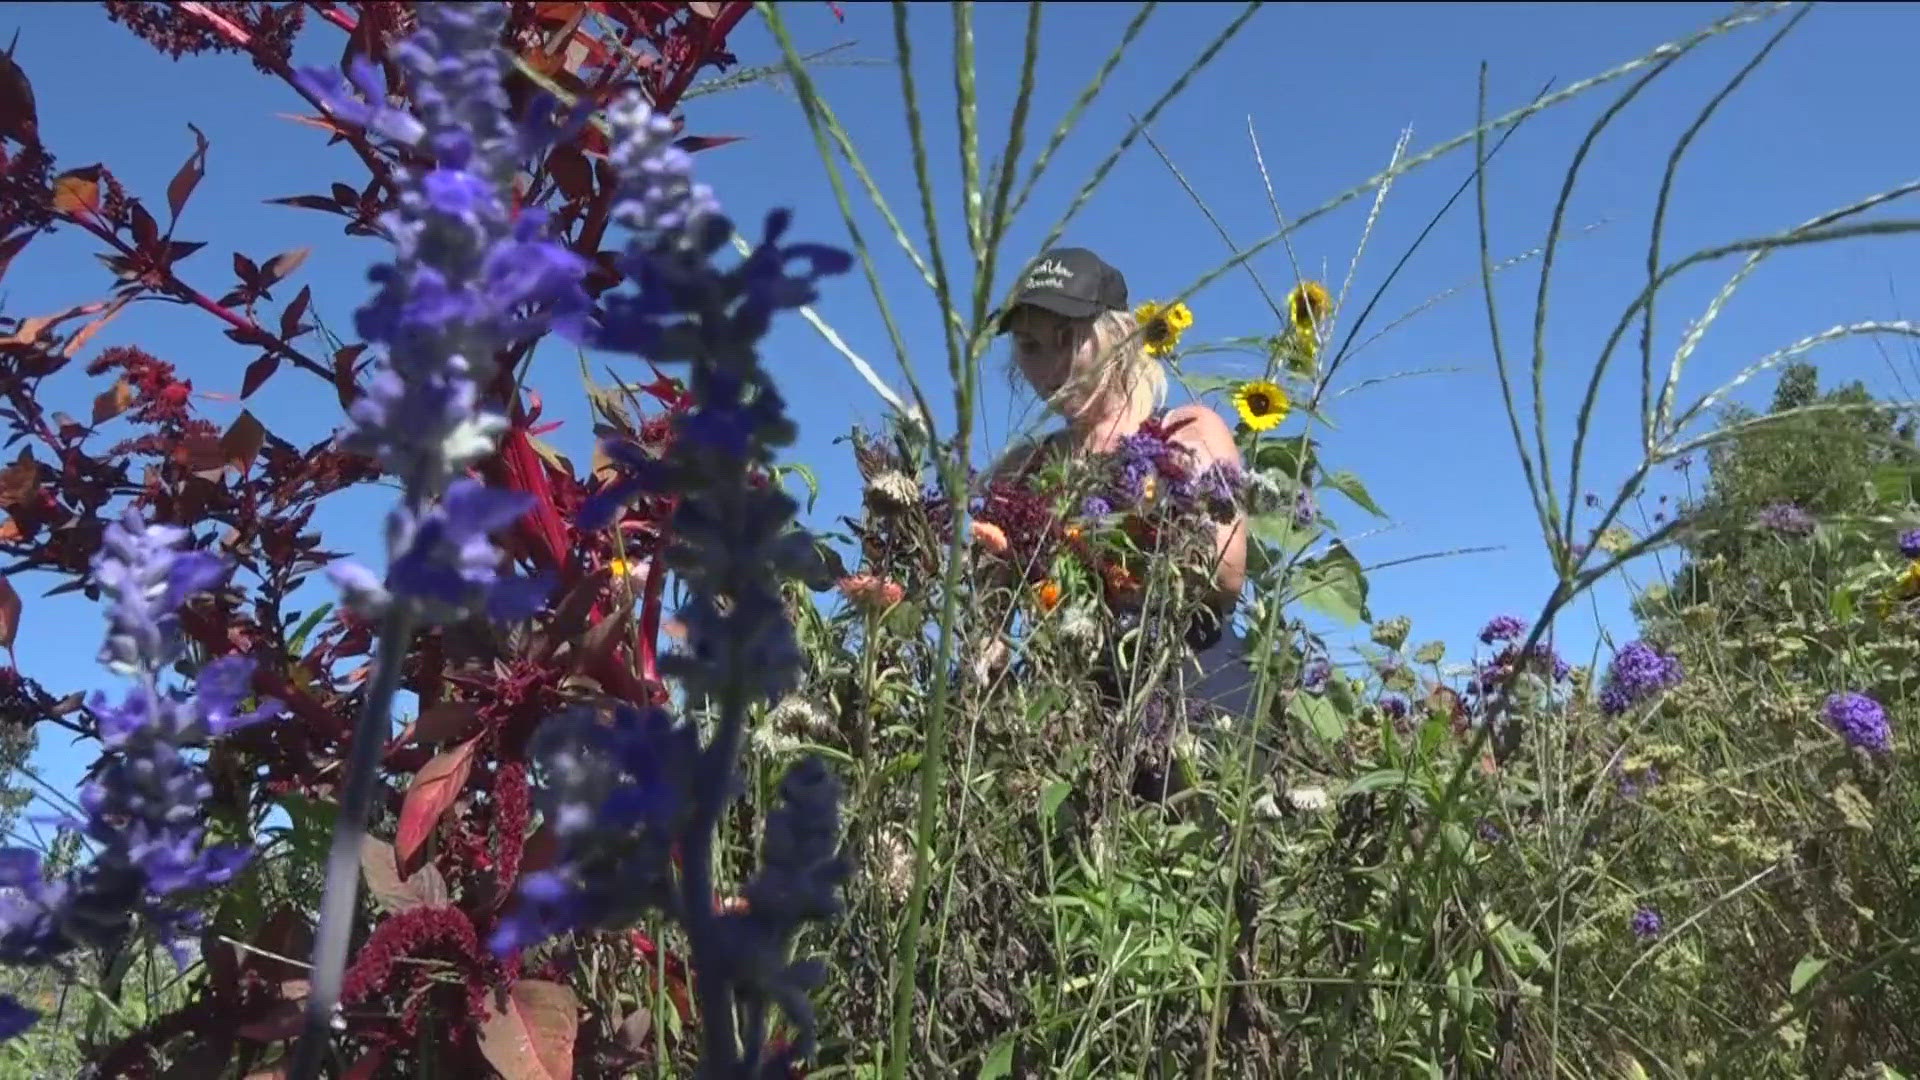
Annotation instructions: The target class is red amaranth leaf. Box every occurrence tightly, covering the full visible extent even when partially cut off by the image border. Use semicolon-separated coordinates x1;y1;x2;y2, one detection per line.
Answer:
0;46;37;144
395;735;478;875
165;123;209;225
50;167;101;217
240;353;280;398
478;979;579;1080
410;700;481;745
0;576;19;654
360;835;450;913
91;380;135;425
220;409;267;473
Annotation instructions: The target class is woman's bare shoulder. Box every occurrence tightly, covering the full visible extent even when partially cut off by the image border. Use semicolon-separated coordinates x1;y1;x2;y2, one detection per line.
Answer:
1160;403;1240;463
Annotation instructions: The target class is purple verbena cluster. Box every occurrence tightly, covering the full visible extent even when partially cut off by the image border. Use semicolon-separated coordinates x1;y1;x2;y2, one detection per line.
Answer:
1597;640;1684;717
499;89;852;1072
1898;528;1920;560
1755;502;1815;536
1823;691;1892;755
1091;419;1247;525
1630;905;1664;941
1478;614;1527;645
0;510;280;1040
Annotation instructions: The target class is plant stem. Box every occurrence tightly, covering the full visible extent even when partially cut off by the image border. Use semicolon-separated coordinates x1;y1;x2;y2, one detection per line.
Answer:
288;600;418;1080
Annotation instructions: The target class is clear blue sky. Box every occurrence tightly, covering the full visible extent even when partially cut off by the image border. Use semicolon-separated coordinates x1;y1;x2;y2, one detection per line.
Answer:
5;2;1918;821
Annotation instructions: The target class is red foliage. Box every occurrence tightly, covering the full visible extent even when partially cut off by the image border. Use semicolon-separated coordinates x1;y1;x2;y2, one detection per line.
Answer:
1;1;768;1072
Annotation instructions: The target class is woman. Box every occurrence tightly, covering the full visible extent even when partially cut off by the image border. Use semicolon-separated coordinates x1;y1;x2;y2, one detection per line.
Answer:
993;247;1258;796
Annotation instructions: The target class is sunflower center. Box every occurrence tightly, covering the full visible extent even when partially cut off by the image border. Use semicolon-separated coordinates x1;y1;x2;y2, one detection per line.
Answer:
1245;391;1276;415
1144;319;1172;345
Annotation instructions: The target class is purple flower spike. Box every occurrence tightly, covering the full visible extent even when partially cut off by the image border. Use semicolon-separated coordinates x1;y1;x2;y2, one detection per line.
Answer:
0;512;277;1043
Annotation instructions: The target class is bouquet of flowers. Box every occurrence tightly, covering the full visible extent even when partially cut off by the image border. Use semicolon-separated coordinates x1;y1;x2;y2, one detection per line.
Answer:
973;416;1247;611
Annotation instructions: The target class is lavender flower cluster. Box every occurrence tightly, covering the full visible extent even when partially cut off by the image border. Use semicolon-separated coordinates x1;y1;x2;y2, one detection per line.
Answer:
0;511;279;1040
493;91;852;1072
1597;640;1684;717
1898;528;1920;560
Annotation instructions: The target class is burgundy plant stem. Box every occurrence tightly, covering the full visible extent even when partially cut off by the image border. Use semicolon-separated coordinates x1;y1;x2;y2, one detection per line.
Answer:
177;1;404;197
59;209;335;383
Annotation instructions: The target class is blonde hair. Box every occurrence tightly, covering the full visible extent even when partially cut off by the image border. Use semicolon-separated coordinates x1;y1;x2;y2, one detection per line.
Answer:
1025;308;1167;424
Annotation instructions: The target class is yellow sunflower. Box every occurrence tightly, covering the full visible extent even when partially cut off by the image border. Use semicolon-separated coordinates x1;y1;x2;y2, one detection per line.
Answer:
1231;379;1290;432
1286;280;1332;335
1134;299;1193;358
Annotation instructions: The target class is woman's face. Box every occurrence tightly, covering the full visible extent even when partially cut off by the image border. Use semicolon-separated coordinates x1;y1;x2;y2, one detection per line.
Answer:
1008;305;1099;413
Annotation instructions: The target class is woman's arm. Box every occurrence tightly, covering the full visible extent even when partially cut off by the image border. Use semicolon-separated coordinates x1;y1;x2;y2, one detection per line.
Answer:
1161;403;1248;600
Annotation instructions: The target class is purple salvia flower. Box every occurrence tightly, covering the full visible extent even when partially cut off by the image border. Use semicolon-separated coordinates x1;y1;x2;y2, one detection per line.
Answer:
1081;495;1114;519
1378;695;1409;721
1630;906;1663;940
303;0;587;621
0;511;276;1042
1301;658;1332;694
1899;528;1920;560
1597;640;1684;717
1755;502;1815;536
91;510;227;676
288;7;592;1073
501;92;851;1071
1823;691;1892;754
1478;614;1527;645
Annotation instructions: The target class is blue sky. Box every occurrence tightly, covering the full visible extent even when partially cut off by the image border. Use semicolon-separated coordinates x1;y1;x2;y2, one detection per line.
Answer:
4;2;1918;821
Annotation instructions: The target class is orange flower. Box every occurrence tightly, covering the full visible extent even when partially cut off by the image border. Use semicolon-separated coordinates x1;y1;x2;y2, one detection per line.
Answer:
1064;524;1083;543
838;573;905;611
1034;580;1062;611
971;519;1010;555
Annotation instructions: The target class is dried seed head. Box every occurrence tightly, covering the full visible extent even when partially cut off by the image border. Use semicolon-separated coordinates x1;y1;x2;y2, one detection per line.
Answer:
864;471;922;515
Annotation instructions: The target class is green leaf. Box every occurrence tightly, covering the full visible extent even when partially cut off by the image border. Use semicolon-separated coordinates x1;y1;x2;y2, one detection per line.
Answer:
782;461;822;513
1039;780;1072;832
1789;954;1829;996
978;1037;1016;1080
1322;469;1386;518
1253;434;1317;478
1829;585;1856;624
1870;462;1920;504
287;601;333;655
1289;692;1346;741
1292;541;1370;626
1344;767;1416;795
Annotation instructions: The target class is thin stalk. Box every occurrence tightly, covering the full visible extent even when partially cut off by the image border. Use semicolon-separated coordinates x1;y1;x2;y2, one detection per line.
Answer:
882;3;978;1074
289;602;419;1080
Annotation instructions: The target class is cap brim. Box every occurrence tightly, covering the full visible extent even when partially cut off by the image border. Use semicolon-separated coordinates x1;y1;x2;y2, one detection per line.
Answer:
992;292;1106;334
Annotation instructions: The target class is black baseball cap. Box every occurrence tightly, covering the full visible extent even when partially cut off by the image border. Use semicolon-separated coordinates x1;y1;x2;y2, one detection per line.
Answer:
994;247;1129;333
